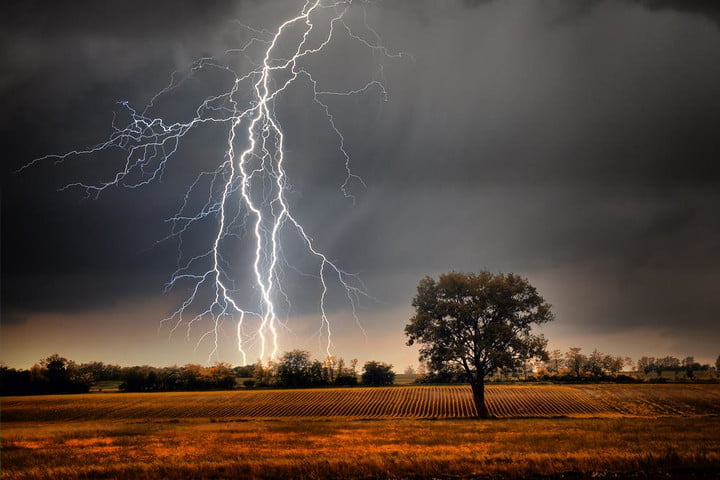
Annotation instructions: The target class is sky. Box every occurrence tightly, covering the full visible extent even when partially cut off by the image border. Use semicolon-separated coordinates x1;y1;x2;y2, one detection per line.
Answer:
2;0;719;369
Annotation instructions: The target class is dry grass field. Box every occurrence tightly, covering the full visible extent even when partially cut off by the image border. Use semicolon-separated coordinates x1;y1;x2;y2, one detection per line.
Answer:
2;385;720;479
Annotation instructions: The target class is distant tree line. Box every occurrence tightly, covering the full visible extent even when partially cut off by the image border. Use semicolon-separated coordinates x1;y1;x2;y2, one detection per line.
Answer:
1;351;397;395
538;348;634;381
415;347;718;384
3;349;714;395
244;350;394;388
119;363;237;392
636;355;713;381
1;354;98;395
0;355;239;395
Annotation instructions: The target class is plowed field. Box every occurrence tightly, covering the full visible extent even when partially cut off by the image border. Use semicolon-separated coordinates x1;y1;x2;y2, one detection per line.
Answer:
3;384;719;421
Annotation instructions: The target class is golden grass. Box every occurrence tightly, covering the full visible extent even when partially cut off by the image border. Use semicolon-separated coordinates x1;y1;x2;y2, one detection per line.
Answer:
2;417;719;479
3;385;720;479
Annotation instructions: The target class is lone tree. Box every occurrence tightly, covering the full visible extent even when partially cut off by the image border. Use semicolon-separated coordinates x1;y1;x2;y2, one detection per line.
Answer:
405;271;553;418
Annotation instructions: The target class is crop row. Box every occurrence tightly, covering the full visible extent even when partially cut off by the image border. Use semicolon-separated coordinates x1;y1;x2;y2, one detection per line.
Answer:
3;384;719;422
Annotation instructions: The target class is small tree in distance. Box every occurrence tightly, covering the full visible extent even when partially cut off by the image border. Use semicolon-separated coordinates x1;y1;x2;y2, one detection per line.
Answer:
547;349;563;374
276;350;313;387
585;349;605;377
565;348;587;378
405;271;553;418
361;361;395;385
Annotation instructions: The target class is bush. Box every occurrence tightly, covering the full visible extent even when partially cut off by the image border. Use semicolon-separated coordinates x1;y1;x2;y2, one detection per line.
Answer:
334;374;358;385
276;350;314;387
361;361;395;386
417;365;467;384
234;365;256;378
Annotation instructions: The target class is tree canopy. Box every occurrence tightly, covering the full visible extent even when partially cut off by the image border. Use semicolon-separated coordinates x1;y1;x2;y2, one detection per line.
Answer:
405;271;553;417
361;361;395;386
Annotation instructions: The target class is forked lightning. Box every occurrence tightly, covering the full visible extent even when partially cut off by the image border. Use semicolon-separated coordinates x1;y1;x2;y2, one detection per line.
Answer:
20;0;404;363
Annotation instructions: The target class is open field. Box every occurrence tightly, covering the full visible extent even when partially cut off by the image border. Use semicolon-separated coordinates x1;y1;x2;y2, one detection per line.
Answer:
2;417;719;479
2;384;719;421
2;385;719;479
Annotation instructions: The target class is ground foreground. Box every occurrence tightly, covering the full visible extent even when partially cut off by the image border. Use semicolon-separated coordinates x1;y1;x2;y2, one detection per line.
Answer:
3;417;719;479
2;385;720;479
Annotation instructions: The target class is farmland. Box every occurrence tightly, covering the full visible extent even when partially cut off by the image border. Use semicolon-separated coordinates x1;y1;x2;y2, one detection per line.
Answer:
2;385;720;479
3;384;719;421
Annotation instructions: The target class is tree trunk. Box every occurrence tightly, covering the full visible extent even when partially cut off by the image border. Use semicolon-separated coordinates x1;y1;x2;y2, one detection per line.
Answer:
470;380;490;418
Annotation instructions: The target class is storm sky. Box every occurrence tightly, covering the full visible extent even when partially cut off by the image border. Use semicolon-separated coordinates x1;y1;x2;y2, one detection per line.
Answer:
2;0;719;368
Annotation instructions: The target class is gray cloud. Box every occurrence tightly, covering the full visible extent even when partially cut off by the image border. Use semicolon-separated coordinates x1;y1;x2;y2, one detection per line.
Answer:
2;0;719;364
628;1;720;27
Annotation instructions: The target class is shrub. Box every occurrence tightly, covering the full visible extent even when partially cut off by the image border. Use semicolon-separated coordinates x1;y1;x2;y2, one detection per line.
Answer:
334;374;358;386
361;361;395;386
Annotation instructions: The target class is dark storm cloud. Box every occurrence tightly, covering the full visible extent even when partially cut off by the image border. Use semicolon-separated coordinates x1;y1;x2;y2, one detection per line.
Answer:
2;0;719;364
1;0;237;35
1;0;247;313
344;0;720;339
461;0;720;23
372;1;720;190
628;1;720;27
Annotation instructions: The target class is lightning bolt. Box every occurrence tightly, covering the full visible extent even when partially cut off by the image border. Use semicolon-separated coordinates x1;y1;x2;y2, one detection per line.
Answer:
20;0;405;363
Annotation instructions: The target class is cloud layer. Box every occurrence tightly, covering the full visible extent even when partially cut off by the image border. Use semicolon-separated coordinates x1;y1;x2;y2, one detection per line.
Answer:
2;0;719;366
